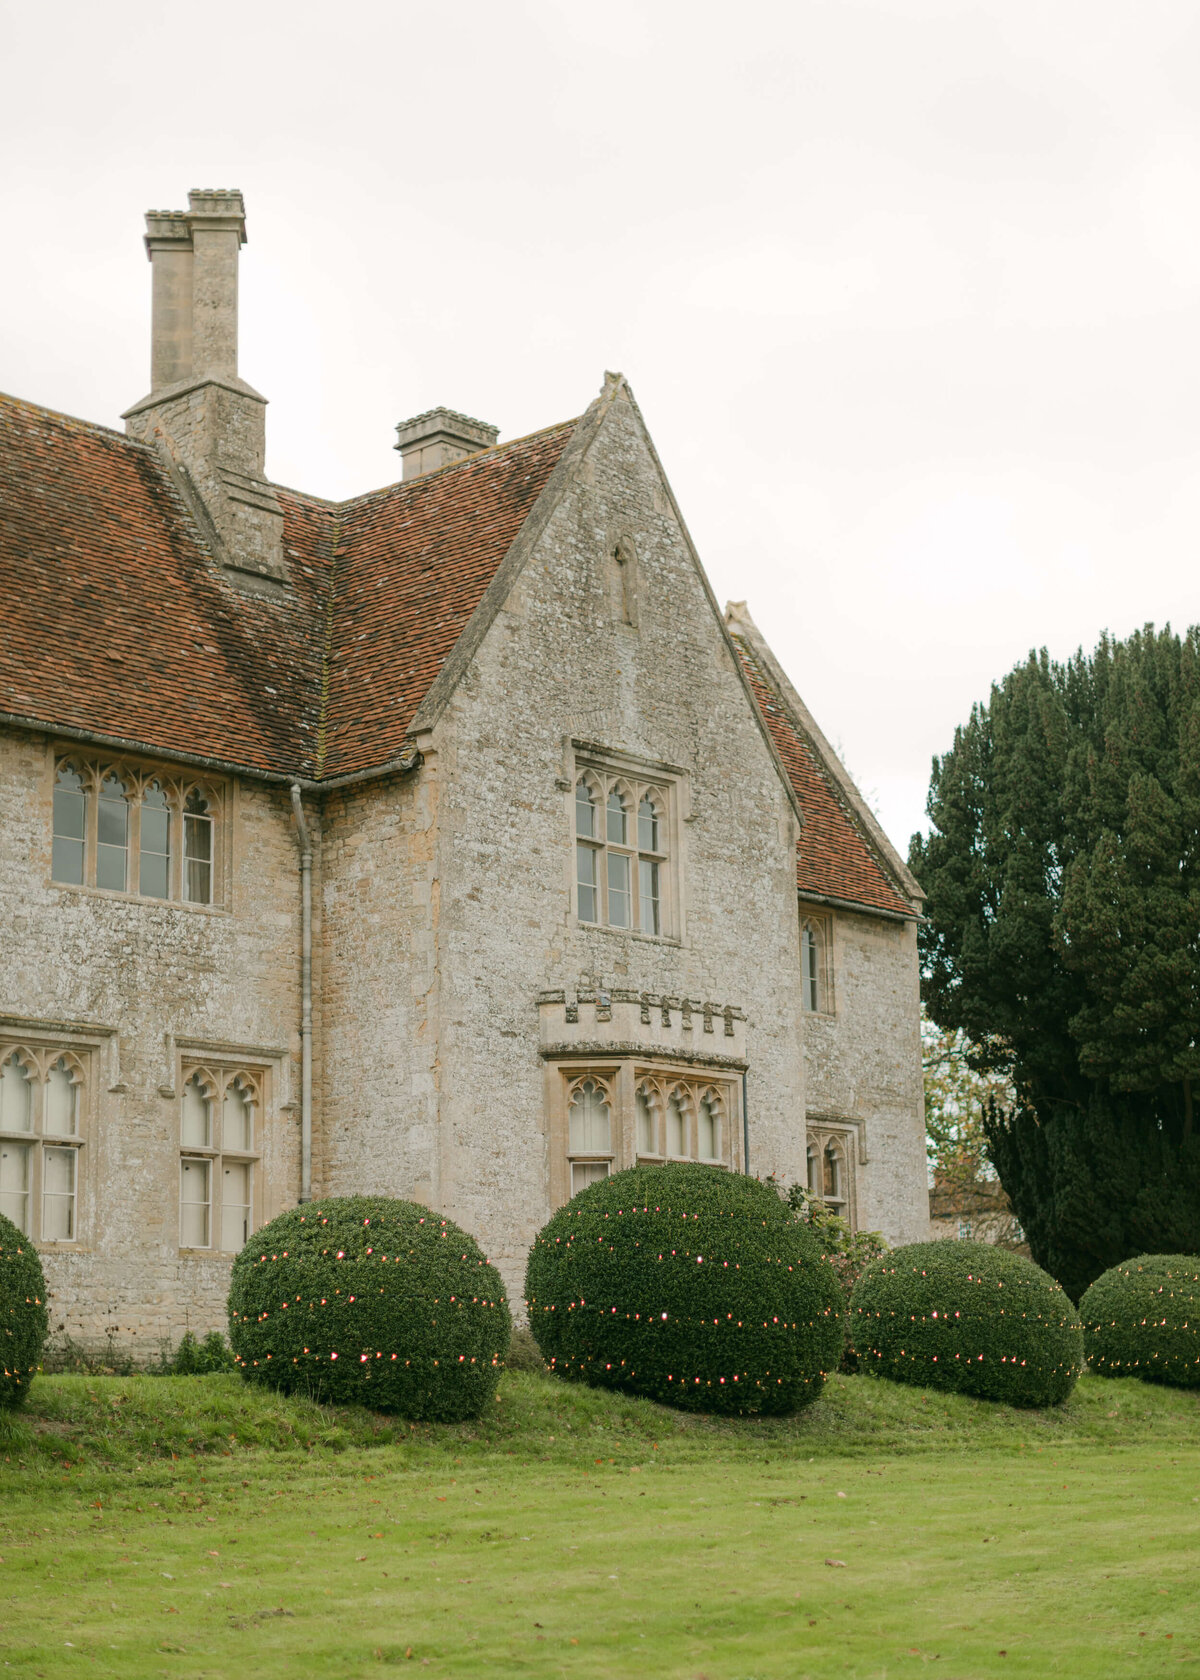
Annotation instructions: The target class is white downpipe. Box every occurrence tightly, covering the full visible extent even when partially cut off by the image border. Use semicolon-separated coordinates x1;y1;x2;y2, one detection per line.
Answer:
290;784;313;1203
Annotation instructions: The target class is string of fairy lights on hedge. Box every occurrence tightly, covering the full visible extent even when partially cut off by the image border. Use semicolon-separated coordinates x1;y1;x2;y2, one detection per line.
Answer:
527;1188;844;1393
230;1209;505;1375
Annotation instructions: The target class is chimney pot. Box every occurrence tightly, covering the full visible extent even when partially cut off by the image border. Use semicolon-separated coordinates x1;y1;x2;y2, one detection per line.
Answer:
394;407;499;479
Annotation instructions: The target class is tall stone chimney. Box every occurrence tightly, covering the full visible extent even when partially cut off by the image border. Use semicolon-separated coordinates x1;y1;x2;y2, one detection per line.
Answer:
124;190;284;582
394;408;499;479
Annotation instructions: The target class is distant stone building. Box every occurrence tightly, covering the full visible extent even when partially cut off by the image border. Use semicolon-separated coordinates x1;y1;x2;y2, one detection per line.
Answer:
929;1174;1025;1250
0;189;928;1356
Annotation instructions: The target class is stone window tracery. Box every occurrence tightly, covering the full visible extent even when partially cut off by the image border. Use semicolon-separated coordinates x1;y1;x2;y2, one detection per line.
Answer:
51;757;224;906
574;763;672;937
179;1063;261;1251
567;1075;613;1193
805;1123;854;1226
0;1042;87;1243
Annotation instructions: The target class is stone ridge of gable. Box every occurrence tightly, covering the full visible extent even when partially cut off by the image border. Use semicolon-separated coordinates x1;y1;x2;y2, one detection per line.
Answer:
0;389;576;785
729;632;916;920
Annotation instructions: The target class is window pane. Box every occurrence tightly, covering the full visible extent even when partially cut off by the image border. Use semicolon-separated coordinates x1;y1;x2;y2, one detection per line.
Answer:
42;1147;75;1240
667;1094;688;1157
185;811;213;905
44;1061;77;1136
52;835;86;884
139;787;171;899
823;1144;841;1200
698;1098;717;1160
639;858;660;935
636;1088;657;1154
607;852;631;927
0;1142;31;1233
222;1082;252;1152
52;770;86;884
638;796;659;853
569;1080;611;1154
576;843;598;923
53;770;86;836
606;790;627;846
571;1160;609;1194
97;776;129;891
575;780;596;839
0;1056;32;1131
180;1158;211;1247
802;927;820;1013
221;1161;251;1252
181;1077;211;1148
807;1146;817;1194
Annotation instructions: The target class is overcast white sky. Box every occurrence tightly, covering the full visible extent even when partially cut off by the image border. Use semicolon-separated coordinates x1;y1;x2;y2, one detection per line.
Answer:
4;0;1199;859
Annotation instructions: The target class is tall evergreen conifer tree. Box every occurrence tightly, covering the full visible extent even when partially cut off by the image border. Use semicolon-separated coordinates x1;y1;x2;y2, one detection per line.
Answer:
911;626;1200;1300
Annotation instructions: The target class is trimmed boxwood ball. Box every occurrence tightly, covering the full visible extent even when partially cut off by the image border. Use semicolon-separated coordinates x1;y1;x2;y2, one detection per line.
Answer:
0;1208;49;1408
852;1240;1083;1407
1080;1254;1200;1387
227;1197;510;1420
524;1163;843;1415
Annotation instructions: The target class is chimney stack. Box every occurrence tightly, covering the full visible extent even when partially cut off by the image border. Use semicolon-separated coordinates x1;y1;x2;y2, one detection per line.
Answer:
124;189;283;583
144;211;193;389
394;408;499;479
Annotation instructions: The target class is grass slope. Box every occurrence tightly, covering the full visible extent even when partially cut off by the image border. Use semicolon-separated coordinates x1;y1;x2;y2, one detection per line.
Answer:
2;1370;1199;1678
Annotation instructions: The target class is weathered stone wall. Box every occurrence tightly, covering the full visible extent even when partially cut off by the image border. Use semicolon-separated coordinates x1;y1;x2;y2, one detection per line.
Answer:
803;909;929;1246
0;727;303;1358
316;769;441;1212
386;387;809;1300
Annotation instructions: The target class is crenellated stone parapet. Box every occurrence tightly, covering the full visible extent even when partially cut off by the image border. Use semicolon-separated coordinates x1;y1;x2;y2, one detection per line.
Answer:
536;986;747;1069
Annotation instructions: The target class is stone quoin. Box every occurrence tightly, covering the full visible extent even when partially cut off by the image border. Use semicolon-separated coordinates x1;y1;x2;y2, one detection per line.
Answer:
0;188;929;1356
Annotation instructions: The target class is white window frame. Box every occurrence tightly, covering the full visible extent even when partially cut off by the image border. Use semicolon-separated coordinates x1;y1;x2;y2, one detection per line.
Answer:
0;1043;87;1245
51;752;226;909
178;1063;262;1252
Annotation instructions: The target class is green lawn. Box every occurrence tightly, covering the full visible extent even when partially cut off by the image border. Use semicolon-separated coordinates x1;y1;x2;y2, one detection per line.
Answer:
2;1369;1199;1678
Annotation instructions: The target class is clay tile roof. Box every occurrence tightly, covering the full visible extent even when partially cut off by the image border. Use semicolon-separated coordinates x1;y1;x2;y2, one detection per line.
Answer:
320;421;576;779
0;391;575;782
730;631;915;918
0;394;332;776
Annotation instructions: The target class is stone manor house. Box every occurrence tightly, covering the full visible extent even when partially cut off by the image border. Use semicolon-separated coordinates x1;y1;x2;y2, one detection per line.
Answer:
0;190;928;1354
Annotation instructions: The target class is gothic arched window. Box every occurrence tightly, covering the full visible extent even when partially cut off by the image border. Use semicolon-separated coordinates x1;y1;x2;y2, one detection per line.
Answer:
568;1077;612;1194
184;791;214;904
0;1044;87;1240
97;774;130;891
52;765;87;884
667;1089;690;1158
636;1083;659;1156
698;1092;720;1160
180;1064;262;1250
801;920;824;1013
139;781;171;899
573;762;672;935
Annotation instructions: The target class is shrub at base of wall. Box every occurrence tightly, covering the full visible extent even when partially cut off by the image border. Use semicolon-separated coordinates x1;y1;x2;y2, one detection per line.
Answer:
1080;1254;1200;1388
0;1210;49;1408
852;1239;1084;1408
525;1163;844;1416
227;1197;511;1421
